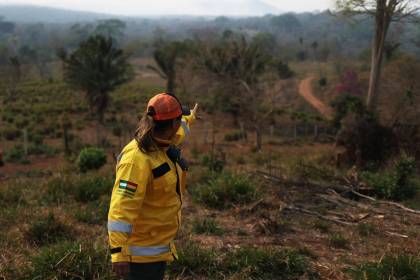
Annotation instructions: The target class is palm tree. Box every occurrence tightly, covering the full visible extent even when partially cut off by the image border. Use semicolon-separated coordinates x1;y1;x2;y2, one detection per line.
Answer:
148;41;187;94
64;35;133;124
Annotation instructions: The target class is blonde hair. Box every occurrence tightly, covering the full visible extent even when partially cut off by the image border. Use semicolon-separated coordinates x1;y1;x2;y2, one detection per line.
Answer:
135;113;158;153
134;112;181;153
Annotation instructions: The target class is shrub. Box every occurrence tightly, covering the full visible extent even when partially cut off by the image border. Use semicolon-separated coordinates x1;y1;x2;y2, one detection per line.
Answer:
75;200;109;225
77;147;107;173
167;243;218;277
27;241;115;280
193;218;224;236
361;156;418;201
28;144;57;156
4;145;25;162
329;234;350;249
201;155;225;173
0;185;25;207
74;176;112;203
331;94;365;129
319;77;327;87
348;254;420;280
190;172;258;209
224;131;247;142
25;213;72;246
28;133;44;145
42;176;75;205
2;126;20;140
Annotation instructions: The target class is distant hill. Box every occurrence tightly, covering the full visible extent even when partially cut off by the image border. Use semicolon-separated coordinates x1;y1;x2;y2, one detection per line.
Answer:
0;5;114;23
0;2;282;23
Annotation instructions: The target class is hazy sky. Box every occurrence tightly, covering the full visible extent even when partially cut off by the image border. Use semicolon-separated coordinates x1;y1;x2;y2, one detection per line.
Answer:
0;0;334;15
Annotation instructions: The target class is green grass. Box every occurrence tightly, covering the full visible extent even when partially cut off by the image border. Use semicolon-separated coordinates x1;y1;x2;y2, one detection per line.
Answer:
193;218;224;236
25;213;73;246
26;241;116;280
348;254;420;280
168;243;317;279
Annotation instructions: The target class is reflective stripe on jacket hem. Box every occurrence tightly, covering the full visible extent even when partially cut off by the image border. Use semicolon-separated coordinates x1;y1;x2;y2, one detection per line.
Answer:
129;245;170;256
108;220;132;233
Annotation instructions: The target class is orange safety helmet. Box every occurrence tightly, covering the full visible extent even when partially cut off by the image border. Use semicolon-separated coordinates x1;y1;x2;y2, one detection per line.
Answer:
147;93;183;121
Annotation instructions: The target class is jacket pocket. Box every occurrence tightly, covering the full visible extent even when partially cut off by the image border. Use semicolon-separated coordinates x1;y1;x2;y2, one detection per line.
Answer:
151;163;177;193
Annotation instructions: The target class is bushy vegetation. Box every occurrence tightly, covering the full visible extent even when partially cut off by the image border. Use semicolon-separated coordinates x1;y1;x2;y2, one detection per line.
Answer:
193;218;224;236
348;254;420;280
27;241;115;280
74;175;112;202
25;213;72;246
201;155;225;173
77;147;107;173
329;233;350;249
168;243;315;279
189;172;258;209
361;156;419;201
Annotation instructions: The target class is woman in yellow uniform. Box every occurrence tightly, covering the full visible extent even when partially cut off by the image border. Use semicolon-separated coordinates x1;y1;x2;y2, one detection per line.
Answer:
108;93;198;279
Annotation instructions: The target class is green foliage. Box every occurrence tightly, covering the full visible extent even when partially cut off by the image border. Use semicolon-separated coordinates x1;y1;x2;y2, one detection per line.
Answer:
27;241;115;280
149;40;189;93
75;200;109;225
274;60;295;79
77;147;107;173
201;155;225;173
331;94;365;129
168;243;314;279
190;172;258;209
74;175;112;202
193;218;224;236
329;234;350;249
2;125;20;140
318;77;327;87
224;131;247;142
64;35;134;122
167;243;218;277
0;185;25;207
361;156;418;201
25;213;72;246
224;248;310;279
4;145;25;162
348;254;420;280
28;144;57;156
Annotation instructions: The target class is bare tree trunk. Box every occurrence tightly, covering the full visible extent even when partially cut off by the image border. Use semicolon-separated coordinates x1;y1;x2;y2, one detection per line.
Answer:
167;75;175;94
366;0;391;112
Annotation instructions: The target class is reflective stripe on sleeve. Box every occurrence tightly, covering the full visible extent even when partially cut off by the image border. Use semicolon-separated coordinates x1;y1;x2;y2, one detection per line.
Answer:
129;245;170;256
181;121;190;136
107;220;132;233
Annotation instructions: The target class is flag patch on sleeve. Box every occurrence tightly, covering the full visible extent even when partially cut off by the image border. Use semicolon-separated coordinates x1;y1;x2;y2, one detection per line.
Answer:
118;180;138;194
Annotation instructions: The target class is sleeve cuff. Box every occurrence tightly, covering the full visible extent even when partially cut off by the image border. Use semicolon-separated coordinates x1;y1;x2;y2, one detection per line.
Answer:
111;252;131;263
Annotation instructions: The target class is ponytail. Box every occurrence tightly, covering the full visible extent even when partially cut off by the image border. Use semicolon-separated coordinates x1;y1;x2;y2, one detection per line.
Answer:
135;113;158;153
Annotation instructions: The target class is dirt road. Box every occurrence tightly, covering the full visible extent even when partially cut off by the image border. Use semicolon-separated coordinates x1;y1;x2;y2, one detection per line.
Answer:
298;77;333;120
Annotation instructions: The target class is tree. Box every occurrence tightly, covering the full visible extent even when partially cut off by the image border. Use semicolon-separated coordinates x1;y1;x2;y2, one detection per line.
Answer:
64;35;134;124
148;41;188;94
199;36;289;151
94;19;126;40
335;0;420;112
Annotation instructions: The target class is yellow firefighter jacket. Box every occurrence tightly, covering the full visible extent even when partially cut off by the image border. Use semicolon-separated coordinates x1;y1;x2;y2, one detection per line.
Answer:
108;114;194;263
